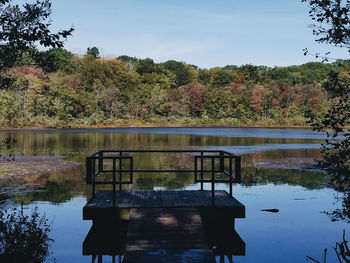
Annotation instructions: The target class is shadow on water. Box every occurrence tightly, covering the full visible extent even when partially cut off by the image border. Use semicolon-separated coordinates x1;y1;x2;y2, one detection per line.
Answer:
82;208;128;263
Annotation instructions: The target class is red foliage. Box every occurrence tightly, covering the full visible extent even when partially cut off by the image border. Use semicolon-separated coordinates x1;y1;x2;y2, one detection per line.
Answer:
11;66;48;80
230;83;241;89
66;75;80;90
188;83;205;116
278;84;295;106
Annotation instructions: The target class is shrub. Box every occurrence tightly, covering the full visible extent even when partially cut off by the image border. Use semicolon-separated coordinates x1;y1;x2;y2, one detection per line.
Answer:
0;207;53;263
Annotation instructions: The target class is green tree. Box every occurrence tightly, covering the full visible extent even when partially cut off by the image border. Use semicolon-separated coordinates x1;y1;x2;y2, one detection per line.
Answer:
0;0;74;69
302;0;350;50
198;69;211;85
136;58;157;74
162;60;192;86
239;64;267;83
35;48;75;73
211;68;234;87
304;0;350;222
86;47;100;59
117;55;139;71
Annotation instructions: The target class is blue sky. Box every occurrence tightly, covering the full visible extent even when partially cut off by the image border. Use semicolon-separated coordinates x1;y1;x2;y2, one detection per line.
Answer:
49;0;349;68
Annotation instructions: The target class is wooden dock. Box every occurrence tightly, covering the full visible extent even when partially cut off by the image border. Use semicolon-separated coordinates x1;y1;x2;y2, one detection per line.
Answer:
83;190;245;220
83;150;245;262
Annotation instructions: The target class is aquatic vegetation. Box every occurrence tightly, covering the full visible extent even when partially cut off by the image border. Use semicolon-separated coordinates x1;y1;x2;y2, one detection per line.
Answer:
0;156;80;182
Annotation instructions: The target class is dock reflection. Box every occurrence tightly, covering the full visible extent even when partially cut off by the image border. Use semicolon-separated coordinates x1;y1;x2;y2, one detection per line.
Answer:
200;207;245;262
83;209;129;262
82;208;245;262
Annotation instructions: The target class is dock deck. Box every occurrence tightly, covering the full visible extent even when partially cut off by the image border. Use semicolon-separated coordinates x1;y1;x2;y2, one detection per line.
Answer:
83;190;245;220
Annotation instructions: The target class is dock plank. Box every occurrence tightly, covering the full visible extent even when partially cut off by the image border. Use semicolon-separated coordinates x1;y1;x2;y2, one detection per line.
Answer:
83;190;245;220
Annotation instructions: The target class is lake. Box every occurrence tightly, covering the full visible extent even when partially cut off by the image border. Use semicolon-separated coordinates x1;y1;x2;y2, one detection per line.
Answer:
0;127;348;263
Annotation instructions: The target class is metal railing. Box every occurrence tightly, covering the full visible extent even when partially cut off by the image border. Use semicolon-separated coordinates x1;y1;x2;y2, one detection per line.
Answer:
86;150;241;199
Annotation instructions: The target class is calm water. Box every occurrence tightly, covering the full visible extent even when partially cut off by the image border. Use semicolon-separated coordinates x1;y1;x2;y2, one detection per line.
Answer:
0;127;348;263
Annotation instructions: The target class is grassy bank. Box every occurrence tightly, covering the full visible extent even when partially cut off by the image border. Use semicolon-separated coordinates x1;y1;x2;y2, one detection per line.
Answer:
0;117;311;130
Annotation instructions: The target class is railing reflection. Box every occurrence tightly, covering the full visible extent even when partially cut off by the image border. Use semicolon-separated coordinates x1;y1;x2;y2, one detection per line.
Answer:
90;254;123;263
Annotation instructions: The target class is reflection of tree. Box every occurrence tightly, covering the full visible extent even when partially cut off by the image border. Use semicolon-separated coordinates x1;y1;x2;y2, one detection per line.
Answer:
133;172;194;190
241;167;329;190
0;131;331;206
0;132;321;163
0;193;8;208
241;149;328;190
9;167;91;204
324;192;350;223
306;230;350;263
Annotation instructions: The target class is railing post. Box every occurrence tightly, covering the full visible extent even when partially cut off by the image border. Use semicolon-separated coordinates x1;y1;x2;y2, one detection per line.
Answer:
113;157;116;206
194;156;198;183
220;151;224;172
98;151;103;173
92;157;96;197
229;156;233;196
119;152;122;191
200;152;204;191
235;156;241;183
211;157;215;206
130;157;133;184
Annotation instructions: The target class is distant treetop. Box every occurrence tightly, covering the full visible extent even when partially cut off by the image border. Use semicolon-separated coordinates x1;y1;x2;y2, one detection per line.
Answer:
86;47;100;59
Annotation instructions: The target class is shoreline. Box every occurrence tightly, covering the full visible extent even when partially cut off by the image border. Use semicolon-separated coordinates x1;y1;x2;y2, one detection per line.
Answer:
0;123;313;131
0;156;80;186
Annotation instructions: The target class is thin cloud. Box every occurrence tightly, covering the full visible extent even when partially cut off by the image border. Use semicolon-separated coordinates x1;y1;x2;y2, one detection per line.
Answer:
108;34;221;62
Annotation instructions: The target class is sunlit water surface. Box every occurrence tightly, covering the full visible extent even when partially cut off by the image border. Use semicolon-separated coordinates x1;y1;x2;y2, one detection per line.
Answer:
0;128;348;263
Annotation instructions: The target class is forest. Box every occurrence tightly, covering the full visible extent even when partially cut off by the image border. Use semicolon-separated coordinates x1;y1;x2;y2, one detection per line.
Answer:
0;47;347;128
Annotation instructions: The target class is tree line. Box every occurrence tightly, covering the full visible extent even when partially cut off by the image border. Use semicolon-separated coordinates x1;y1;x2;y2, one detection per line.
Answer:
0;48;345;127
